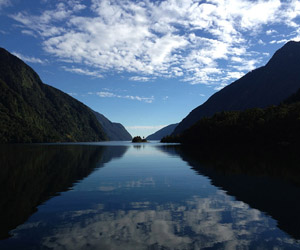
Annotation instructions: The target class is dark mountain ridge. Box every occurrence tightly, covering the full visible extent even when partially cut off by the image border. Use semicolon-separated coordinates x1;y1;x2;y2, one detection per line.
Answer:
0;47;108;143
173;41;300;135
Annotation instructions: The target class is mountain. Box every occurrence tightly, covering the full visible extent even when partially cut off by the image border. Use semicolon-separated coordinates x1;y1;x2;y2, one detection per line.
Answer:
169;100;300;147
0;48;107;143
162;84;300;146
146;123;178;140
93;111;132;141
283;87;300;104
173;41;300;135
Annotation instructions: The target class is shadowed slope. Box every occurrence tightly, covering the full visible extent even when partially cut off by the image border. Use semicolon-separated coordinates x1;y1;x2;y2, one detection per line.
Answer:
93;111;132;141
174;41;300;135
0;48;107;143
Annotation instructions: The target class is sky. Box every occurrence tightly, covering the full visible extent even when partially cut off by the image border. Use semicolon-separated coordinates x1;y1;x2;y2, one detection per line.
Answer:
0;0;300;137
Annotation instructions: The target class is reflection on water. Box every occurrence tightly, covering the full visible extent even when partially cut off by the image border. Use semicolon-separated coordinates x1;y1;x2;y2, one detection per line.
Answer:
0;144;128;239
175;145;300;241
0;143;299;249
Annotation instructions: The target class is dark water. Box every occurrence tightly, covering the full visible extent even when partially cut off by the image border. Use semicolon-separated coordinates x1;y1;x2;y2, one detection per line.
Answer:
0;142;300;249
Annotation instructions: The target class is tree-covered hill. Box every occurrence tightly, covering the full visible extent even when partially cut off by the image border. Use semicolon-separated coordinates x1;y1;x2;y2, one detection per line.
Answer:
162;91;300;148
0;48;107;143
173;41;300;135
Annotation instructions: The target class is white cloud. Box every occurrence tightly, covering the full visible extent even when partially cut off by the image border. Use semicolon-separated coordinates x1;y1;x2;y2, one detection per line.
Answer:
266;29;278;35
0;0;10;9
96;91;154;103
236;0;281;30
124;95;154;103
281;0;300;27
10;0;300;88
62;66;103;78
126;125;167;130
21;30;36;37
215;83;229;91
231;56;243;63
226;71;245;80
12;52;47;64
270;39;290;44
291;36;300;42
97;91;116;98
17;193;294;250
129;76;153;82
232;59;260;71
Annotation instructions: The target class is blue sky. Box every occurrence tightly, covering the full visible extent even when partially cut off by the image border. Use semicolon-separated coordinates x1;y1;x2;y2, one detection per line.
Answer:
1;0;300;137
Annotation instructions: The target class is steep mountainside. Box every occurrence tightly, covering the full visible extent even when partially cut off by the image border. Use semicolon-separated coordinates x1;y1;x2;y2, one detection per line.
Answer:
146;123;178;140
174;41;300;135
162;87;300;147
93;111;132;141
173;102;300;147
0;48;107;143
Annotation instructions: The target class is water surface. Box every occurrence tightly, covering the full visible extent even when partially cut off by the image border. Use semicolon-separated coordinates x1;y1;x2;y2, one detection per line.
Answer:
0;142;299;249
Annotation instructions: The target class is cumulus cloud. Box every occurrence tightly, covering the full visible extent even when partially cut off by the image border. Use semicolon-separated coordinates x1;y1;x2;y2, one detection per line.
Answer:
10;0;300;87
96;91;154;103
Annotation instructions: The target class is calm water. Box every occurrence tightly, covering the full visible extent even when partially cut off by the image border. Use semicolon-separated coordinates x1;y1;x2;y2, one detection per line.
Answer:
0;142;300;249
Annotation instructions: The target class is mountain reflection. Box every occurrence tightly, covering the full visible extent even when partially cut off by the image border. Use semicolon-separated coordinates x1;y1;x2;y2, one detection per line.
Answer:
174;145;300;240
1;144;300;249
0;144;128;239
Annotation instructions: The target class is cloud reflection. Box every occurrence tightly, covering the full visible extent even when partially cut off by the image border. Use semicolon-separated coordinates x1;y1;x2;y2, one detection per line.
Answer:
27;192;295;250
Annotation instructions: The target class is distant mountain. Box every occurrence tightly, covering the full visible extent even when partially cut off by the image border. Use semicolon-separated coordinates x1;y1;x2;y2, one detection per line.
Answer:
0;48;107;143
174;41;300;135
93;111;132;141
146;123;178;140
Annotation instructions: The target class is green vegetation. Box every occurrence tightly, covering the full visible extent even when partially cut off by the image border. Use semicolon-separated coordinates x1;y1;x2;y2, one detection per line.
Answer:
132;136;147;143
0;48;107;143
162;93;300;148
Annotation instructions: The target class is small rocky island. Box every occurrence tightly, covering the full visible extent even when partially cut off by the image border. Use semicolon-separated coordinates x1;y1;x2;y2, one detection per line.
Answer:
132;136;147;143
